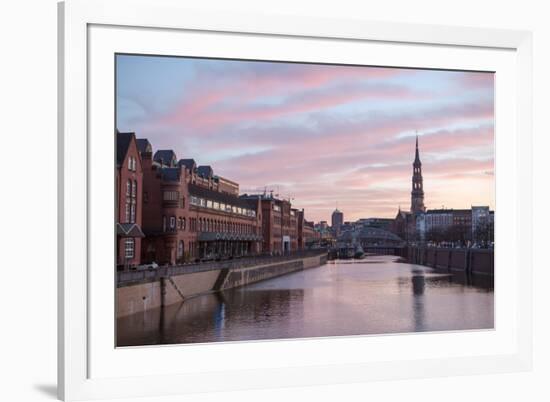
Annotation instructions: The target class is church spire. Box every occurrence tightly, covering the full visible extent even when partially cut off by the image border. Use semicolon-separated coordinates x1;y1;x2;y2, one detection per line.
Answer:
410;132;425;214
414;132;421;164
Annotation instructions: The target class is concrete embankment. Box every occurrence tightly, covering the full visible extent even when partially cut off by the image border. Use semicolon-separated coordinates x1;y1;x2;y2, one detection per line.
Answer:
117;252;327;318
402;247;494;276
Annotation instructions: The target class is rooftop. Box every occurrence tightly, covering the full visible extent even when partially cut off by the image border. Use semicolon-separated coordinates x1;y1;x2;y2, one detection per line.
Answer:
153;150;177;167
136;138;152;155
116;131;134;166
178;158;196;171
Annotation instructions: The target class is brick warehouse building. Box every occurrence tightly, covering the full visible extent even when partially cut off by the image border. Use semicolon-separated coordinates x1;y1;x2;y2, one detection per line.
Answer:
137;142;263;265
240;194;302;254
116;131;314;269
116;131;145;269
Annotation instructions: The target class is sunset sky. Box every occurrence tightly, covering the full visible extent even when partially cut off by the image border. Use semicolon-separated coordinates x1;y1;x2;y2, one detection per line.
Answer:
116;54;494;223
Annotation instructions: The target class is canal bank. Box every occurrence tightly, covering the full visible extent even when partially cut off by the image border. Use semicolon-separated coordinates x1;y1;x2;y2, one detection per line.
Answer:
400;247;494;276
117;251;328;318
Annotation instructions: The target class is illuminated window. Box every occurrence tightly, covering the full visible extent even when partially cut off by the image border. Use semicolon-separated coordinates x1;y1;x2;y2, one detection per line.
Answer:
124;238;135;258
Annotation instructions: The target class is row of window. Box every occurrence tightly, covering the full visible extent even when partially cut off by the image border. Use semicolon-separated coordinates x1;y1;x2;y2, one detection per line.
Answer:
189;195;256;217
162;215;257;235
162;216;185;232
163;190;179;201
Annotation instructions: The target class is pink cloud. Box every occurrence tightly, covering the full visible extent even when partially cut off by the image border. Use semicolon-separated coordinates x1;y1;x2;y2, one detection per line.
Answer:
122;60;495;222
156;65;410;129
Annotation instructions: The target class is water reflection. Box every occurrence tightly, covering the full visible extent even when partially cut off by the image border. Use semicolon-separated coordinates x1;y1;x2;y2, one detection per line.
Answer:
411;274;425;332
117;255;494;346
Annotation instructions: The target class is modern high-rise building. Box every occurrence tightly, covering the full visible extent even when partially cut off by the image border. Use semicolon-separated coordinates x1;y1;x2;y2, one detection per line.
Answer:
331;208;344;234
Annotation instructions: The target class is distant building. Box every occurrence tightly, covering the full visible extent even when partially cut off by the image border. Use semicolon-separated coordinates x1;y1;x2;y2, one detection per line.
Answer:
331;208;344;235
393;208;414;242
472;206;494;244
318;221;329;231
415;207;492;245
411;135;426;214
421;209;470;244
313;220;334;245
302;220;319;247
392;134;426;242
357;218;394;231
393;133;494;246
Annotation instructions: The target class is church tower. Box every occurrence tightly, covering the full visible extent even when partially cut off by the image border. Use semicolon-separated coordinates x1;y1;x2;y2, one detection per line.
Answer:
410;134;426;214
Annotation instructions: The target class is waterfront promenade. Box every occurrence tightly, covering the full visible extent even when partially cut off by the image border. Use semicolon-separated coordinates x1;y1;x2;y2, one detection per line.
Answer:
117;250;328;318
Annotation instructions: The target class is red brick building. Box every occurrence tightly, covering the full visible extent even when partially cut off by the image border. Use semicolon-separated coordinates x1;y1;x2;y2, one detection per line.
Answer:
138;143;263;265
117;134;316;267
302;220;319;246
116;131;144;270
239;194;301;255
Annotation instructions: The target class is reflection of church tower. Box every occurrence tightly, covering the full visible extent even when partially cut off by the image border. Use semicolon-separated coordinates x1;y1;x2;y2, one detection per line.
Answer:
410;135;426;214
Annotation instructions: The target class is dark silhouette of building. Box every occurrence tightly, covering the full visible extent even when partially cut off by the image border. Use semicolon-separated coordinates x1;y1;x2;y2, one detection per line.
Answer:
393;134;426;241
331;208;344;235
411;135;426;214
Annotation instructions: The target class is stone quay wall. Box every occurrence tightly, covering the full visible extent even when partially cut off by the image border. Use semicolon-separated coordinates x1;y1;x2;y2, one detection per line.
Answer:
402;247;494;276
117;251;327;318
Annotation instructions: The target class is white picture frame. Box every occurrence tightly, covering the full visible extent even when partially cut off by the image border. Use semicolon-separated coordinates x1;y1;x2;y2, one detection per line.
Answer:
58;0;533;400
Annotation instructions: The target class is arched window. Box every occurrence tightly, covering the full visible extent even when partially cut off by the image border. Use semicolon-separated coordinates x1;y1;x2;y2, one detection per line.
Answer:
132;180;137;197
182;218;186;230
126;180;131;196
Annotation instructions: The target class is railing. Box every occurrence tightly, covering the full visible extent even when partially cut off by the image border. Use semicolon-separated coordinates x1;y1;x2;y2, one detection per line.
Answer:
117;249;328;286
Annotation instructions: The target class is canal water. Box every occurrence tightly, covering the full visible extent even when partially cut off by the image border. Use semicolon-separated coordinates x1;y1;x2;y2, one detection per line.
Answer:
117;255;494;346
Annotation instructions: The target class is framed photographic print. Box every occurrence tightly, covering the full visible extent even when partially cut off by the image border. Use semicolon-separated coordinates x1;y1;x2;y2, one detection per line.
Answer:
58;0;533;400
